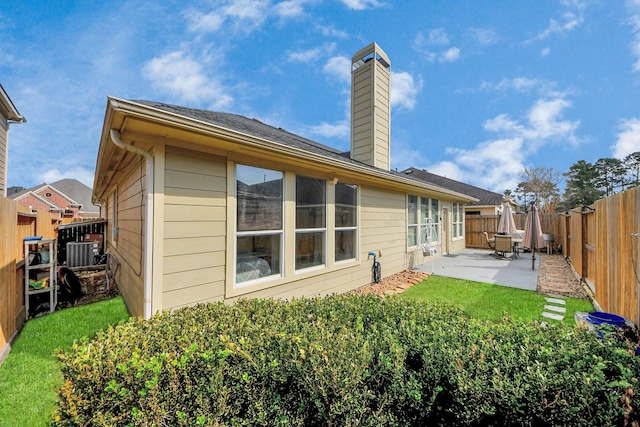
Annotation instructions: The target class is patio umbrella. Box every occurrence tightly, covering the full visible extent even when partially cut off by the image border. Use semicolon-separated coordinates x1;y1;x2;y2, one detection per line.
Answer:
523;202;544;269
497;201;517;235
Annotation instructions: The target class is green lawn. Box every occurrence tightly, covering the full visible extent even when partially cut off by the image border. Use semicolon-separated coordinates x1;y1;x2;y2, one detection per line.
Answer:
400;275;594;324
0;296;130;427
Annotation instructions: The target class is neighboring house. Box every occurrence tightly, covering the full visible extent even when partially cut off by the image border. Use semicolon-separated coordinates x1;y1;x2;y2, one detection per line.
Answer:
92;43;477;319
0;84;26;197
401;167;518;216
10;178;99;218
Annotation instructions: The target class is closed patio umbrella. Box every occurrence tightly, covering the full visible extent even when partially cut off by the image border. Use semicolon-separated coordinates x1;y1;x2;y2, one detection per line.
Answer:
523;201;544;269
497;201;517;235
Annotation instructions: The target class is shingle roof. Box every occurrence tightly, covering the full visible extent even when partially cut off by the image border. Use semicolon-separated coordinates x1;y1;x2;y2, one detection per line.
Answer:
401;167;505;206
135;100;352;162
9;179;98;213
121;100;477;203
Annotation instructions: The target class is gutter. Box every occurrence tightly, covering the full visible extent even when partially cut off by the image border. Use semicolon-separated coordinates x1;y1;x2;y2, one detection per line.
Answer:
109;129;154;320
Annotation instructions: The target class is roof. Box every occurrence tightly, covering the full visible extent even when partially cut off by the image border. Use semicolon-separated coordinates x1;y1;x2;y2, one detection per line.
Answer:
9;179;99;213
0;84;26;123
96;98;478;204
401;167;508;207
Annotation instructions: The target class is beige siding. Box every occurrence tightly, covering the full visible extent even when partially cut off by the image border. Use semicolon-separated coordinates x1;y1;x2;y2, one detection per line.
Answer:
108;160;146;318
162;147;227;310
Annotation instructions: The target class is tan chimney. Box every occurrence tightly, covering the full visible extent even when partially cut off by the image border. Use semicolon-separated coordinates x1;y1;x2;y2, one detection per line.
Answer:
350;42;391;170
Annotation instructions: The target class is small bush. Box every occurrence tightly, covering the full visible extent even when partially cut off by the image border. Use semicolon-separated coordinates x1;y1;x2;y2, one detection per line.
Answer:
54;295;639;426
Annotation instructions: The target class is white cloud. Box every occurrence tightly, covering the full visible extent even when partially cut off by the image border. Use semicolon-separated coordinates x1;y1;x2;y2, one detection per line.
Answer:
541;47;551;56
412;97;581;193
467;27;498;46
627;13;640;72
288;43;336;63
143;51;233;109
440;47;460;62
322;55;351;85
526;3;585;44
38;167;96;188
425;28;450;46
480;77;565;98
391;71;423;110
184;0;310;34
413;30;460;63
338;0;382;10
308;120;350;139
612;118;640;158
315;24;349;38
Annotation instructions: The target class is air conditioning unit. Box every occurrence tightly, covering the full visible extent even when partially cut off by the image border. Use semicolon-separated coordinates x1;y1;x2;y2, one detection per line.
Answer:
66;241;99;267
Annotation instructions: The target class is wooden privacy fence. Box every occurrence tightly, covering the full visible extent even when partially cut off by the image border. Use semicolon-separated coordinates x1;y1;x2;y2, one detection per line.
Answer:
0;196;60;364
466;186;640;325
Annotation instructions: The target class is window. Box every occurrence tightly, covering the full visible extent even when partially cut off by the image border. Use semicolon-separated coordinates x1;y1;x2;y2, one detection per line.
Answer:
335;183;357;261
407;195;418;247
452;202;464;239
295;175;326;270
430;198;440;241
236;165;283;284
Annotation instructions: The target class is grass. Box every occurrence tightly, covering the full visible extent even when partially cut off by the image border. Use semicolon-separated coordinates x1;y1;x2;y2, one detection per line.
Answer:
0;296;130;427
400;275;595;324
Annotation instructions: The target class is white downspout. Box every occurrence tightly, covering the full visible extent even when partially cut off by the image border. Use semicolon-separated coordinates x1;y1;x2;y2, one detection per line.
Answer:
110;129;154;319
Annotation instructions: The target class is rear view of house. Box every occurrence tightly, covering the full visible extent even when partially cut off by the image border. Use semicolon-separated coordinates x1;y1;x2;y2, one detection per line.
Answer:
93;43;476;318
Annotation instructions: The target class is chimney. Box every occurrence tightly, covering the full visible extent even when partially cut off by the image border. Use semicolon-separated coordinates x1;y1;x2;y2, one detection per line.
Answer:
350;42;391;170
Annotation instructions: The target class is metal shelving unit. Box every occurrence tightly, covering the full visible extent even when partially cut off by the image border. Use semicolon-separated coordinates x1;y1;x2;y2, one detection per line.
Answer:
24;238;57;319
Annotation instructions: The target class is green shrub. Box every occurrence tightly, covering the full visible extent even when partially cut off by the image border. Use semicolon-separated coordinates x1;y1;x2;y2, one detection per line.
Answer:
54;295;639;426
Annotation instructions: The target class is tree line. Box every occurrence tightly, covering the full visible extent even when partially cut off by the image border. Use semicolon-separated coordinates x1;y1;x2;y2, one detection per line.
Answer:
504;152;640;213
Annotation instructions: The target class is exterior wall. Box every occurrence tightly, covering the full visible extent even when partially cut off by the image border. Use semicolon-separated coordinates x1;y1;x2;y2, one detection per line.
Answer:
161;146;227;310
0;119;7;197
33;187;78;216
155;151;426;311
107;159;146;318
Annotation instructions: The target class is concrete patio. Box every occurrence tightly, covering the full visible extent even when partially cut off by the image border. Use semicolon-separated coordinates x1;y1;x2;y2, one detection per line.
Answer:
415;248;540;292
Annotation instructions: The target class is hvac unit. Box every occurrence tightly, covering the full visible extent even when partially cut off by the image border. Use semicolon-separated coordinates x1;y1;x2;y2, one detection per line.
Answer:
66;241;99;267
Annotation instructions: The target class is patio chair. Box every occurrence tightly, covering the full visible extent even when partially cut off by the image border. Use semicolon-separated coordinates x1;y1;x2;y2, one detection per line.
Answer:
483;232;495;249
494;235;513;259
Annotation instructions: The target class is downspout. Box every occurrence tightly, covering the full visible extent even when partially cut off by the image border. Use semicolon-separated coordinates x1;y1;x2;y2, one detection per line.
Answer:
109;129;154;319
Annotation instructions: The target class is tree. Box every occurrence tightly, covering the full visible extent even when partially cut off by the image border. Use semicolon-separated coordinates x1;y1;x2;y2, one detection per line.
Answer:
563;160;602;209
594;157;627;196
515;167;561;213
624;151;640;189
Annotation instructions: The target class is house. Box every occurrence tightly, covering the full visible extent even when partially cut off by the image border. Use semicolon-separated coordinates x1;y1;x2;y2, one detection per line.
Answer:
0;84;26;197
92;43;477;319
401;167;518;216
10;178;100;219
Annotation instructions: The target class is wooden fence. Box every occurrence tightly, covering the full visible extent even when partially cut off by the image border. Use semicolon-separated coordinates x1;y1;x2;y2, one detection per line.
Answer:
466;186;640;325
0;197;60;364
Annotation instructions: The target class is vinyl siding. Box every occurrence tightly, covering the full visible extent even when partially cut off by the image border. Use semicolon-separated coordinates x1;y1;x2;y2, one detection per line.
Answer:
108;160;146;318
162;146;227;310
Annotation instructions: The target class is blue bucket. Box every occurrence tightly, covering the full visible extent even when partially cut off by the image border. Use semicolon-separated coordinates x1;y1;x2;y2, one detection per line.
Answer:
586;312;626;327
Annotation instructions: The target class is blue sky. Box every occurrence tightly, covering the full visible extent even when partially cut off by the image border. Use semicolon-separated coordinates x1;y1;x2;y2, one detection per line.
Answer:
3;0;640;194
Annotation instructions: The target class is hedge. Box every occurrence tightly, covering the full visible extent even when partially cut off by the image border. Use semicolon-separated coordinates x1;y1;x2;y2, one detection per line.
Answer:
54;295;639;426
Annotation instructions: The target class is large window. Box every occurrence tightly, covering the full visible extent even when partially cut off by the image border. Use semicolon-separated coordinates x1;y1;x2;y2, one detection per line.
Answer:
335;183;357;261
452;202;464;239
236;165;283;284
295;175;326;270
430;198;440;241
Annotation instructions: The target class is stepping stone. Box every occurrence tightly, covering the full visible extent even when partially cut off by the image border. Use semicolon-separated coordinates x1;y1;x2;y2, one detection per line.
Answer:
544;304;566;313
542;312;564;321
545;297;566;305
